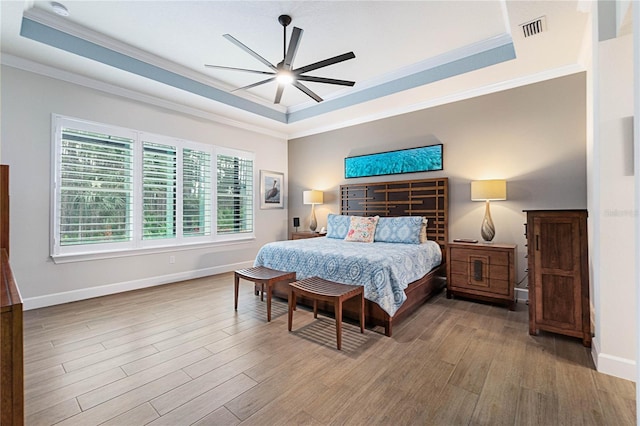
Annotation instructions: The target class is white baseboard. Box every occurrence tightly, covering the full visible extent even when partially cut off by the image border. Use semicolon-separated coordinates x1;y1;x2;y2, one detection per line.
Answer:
515;287;528;303
22;261;254;311
591;337;637;382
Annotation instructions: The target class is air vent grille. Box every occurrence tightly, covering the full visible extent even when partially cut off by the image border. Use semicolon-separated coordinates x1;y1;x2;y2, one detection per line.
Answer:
520;16;546;38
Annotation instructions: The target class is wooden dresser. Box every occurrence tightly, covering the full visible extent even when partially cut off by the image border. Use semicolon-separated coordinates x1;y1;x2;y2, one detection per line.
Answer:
0;165;23;425
525;209;590;347
446;242;516;310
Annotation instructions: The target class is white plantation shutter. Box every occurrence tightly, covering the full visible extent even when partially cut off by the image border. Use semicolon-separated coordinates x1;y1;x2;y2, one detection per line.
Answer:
53;116;255;259
58;127;134;246
216;153;253;234
142;141;177;240
183;148;211;237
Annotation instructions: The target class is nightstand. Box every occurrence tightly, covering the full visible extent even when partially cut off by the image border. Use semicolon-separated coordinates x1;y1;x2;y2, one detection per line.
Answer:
446;242;517;310
291;232;324;240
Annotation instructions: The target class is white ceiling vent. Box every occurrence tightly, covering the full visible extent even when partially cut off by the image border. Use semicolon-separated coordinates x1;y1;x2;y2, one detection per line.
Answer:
519;16;547;38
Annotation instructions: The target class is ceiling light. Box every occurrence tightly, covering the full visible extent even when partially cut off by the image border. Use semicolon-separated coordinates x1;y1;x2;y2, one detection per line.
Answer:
51;2;70;17
276;71;295;85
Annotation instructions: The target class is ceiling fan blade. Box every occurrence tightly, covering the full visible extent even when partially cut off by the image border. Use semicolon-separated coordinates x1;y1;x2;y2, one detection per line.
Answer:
204;64;275;76
297;75;355;86
231;77;276;92
293;81;323;103
293;52;356;75
223;34;277;71
274;84;285;104
283;27;303;70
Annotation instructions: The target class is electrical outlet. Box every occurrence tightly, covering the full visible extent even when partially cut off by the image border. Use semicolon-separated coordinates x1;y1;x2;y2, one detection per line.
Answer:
169;256;175;264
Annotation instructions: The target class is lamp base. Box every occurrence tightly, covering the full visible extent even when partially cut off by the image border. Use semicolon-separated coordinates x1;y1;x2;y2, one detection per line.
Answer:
309;203;317;232
480;200;496;242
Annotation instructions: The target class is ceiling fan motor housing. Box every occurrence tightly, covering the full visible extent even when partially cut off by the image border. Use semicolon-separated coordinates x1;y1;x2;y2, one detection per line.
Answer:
278;15;292;27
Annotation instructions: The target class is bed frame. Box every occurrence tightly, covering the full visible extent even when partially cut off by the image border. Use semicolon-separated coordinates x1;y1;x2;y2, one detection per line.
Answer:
273;177;448;337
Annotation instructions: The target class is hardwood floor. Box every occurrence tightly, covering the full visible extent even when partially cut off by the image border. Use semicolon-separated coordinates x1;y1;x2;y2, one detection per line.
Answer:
23;272;635;425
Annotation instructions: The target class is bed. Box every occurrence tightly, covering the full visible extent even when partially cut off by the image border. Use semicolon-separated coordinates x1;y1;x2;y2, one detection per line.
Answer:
256;177;448;336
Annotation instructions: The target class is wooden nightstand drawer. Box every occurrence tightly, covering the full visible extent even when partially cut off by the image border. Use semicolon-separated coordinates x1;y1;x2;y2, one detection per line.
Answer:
446;242;517;310
449;272;510;295
449;247;509;266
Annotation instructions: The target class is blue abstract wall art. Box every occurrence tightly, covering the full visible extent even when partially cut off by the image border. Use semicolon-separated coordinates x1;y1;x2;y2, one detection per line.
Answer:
345;144;443;179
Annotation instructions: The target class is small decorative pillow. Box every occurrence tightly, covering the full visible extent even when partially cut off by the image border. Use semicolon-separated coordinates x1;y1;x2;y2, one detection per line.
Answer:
374;216;423;244
420;218;429;243
344;215;379;243
326;214;351;239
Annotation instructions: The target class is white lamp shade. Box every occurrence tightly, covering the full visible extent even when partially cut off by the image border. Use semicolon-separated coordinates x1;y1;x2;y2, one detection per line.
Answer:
471;180;507;201
303;190;324;205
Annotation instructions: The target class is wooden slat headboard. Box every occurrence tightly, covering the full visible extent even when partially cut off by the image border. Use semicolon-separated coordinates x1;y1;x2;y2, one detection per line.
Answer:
340;177;449;250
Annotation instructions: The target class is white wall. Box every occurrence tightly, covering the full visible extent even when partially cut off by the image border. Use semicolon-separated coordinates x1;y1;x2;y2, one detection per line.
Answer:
289;73;588;298
592;34;636;381
0;65;288;308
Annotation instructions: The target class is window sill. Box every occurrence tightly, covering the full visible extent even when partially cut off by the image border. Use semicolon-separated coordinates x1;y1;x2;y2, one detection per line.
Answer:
51;236;256;264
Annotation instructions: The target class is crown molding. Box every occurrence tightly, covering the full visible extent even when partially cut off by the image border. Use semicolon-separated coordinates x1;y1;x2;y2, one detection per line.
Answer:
1;53;288;140
288;33;515;114
22;7;283;112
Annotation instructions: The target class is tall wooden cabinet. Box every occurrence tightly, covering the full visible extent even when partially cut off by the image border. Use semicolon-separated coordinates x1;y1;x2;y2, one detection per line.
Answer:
0;165;23;425
525;210;590;347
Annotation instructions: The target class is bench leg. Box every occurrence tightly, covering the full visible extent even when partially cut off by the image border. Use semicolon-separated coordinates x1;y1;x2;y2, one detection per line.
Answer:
360;292;365;334
335;298;342;350
288;288;295;331
266;283;272;322
234;274;240;311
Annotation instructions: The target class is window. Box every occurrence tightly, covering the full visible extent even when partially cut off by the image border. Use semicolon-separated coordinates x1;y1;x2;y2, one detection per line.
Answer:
183;148;211;237
217;151;253;235
52;116;254;258
142;141;177;240
56;123;135;250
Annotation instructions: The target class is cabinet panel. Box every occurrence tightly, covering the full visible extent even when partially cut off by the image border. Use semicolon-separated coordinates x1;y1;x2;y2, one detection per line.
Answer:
538;274;578;328
537;220;576;272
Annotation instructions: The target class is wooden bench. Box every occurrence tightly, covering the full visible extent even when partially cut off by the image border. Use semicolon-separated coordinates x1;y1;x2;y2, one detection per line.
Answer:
234;267;296;322
288;277;364;350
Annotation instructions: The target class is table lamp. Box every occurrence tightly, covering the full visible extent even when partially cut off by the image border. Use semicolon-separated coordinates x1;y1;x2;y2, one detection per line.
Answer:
303;190;323;232
471;179;507;242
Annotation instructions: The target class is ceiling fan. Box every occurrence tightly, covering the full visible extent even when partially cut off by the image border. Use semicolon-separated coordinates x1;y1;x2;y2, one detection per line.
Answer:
205;15;356;104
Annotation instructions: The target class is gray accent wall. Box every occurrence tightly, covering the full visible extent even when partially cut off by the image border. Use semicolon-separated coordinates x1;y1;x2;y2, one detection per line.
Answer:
289;72;587;290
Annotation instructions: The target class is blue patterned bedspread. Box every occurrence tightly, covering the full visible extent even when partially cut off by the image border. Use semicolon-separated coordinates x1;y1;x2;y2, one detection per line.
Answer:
254;237;442;316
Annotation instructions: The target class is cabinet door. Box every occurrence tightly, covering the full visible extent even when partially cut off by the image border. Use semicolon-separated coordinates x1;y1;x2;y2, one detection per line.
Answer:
532;216;582;331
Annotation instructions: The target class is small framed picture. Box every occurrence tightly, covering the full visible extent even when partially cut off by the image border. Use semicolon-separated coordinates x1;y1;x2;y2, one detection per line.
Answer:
260;170;284;209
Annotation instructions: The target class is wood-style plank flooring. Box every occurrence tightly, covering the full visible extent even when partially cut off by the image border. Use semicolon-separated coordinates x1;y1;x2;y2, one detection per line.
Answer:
23;272;635;425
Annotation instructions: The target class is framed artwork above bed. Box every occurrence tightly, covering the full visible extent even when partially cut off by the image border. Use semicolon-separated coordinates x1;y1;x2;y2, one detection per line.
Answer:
344;144;443;179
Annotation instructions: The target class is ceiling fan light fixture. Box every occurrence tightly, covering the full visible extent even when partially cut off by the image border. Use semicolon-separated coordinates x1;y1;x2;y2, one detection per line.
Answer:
276;71;295;85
